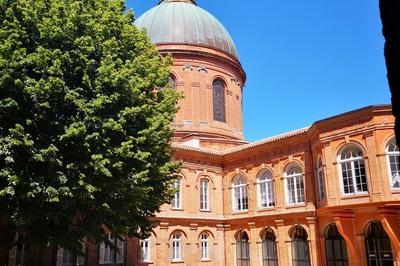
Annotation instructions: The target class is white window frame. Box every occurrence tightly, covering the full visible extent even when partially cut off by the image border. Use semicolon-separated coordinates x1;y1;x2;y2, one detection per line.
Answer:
171;178;182;210
257;170;275;208
200;179;210;211
200;233;209;260
284;164;305;205
337;146;368;195
386;138;400;190
99;234;124;264
317;158;326;201
140;238;151;262
172;233;182;261
232;175;248;212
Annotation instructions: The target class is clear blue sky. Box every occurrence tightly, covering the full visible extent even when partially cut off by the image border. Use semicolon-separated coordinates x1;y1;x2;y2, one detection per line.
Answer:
127;0;390;141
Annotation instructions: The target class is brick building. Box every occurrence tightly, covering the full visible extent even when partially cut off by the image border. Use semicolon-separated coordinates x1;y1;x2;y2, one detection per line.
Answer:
3;0;400;265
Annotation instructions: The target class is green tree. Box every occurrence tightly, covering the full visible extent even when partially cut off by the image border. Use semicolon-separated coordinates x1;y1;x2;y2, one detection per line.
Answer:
0;0;180;254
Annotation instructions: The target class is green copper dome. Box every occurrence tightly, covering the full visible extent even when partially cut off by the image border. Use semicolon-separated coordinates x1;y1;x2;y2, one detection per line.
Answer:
134;0;238;58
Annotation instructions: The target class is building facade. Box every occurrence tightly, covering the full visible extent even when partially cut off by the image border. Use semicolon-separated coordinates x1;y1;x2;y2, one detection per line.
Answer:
3;0;400;266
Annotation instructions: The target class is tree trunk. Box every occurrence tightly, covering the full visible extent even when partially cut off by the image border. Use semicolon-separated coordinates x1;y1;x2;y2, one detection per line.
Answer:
379;0;400;147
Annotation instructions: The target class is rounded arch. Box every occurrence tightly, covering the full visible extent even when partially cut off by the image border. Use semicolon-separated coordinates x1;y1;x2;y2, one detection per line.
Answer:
260;227;277;240
324;223;341;238
336;141;367;159
198;230;215;241
381;134;397;153
284;162;303;176
385;136;399;153
169;230;187;240
289;225;309;239
282;160;305;174
234;229;250;242
256;168;274;181
211;75;229;86
259;227;278;239
169;70;180;82
195;173;216;187
230;172;249;186
177;171;189;183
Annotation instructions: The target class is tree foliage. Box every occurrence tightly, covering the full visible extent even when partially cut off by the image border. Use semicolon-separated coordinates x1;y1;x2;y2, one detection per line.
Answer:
0;0;180;252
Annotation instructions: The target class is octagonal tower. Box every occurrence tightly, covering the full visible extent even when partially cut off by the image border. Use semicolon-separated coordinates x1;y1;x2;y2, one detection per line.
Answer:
135;0;247;149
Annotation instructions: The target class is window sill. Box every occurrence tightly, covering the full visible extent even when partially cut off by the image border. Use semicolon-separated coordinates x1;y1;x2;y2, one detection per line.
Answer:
285;203;306;209
257;207;275;212
171;208;184;211
341;193;369;199
171;260;185;264
201;259;212;262
140;261;153;264
391;189;400;194
231;210;249;215
200;209;211;212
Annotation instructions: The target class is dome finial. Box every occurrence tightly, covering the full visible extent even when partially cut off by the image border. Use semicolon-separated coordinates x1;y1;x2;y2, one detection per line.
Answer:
158;0;197;5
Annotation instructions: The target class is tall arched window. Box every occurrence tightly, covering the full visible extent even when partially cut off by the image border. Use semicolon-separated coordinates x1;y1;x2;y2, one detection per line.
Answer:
291;226;310;266
365;221;394;266
325;224;348;266
212;79;226;122
236;231;250;266
258;170;275;208
261;228;278;266
386;138;400;189
171;232;183;261
171;178;182;209
338;145;368;195
169;75;177;90
200;178;209;211
317;157;326;201
232;175;248;211
284;164;305;205
200;233;210;260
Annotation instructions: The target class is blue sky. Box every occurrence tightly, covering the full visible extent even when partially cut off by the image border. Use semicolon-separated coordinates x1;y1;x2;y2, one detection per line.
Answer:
127;0;390;141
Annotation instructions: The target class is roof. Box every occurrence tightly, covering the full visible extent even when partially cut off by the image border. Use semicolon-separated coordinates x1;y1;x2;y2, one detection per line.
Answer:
134;1;238;58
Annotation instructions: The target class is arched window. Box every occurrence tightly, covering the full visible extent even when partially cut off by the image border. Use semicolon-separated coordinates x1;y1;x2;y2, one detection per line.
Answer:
317;158;326;201
261;228;278;266
365;221;394;266
171;233;183;261
325;224;348;266
338;145;368;195
140;237;151;262
171;178;182;209
169;75;177;90
284;164;305;205
386;138;400;189
212;79;226;122
200;178;209;211
291;226;310;266
232;175;248;211
258;170;275;208
200;233;209;260
99;234;124;264
236;231;250;266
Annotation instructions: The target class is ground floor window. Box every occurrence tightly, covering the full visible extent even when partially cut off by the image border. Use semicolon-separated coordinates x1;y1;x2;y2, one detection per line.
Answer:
262;228;278;266
99;234;124;264
291;226;310;266
236;231;250;266
325;224;348;266
365;221;394;266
